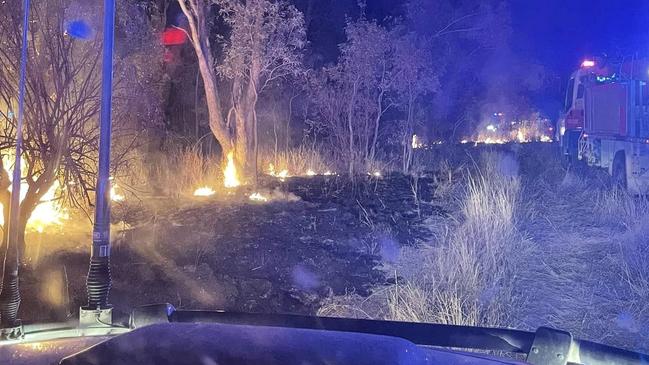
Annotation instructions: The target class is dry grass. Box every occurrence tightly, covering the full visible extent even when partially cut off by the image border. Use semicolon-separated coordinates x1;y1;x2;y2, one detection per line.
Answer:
320;151;530;328
608;193;649;307
145;146;222;196
388;153;527;327
260;145;332;175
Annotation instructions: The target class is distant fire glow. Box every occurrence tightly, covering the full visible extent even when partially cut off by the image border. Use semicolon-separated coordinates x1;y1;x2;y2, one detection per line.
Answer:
581;59;595;68
223;152;240;188
193;186;216;197
110;185;125;202
468;114;554;145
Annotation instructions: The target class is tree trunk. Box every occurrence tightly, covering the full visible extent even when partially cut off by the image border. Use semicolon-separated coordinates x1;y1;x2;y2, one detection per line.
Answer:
402;91;415;174
369;89;384;162
178;0;239;175
347;80;359;178
369;62;388;162
286;93;298;152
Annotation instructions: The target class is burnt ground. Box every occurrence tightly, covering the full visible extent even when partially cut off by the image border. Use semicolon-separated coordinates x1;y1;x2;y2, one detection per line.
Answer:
18;173;441;323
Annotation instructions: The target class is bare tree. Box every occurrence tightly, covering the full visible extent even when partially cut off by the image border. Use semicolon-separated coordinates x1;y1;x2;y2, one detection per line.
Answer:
0;0;162;257
177;0;305;180
392;32;439;173
307;18;399;176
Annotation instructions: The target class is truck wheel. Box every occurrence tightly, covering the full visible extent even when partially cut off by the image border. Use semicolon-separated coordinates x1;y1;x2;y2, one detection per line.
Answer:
612;151;627;190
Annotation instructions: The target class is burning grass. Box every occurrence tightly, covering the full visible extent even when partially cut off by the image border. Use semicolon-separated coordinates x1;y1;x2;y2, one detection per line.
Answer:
147;145;222;196
261;145;332;178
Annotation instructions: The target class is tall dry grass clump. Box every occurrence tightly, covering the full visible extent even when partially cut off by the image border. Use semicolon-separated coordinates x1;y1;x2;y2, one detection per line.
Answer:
385;151;528;327
149;146;222;195
260;145;331;175
603;192;649;306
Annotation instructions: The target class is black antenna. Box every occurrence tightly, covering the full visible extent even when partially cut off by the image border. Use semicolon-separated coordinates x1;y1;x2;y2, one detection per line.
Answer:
0;0;30;340
0;0;31;339
81;0;116;326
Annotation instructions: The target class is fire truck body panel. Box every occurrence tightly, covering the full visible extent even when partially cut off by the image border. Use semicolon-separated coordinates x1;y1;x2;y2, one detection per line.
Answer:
576;76;649;193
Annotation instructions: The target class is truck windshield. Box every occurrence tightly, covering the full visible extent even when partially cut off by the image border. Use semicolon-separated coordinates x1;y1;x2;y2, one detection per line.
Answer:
1;0;648;359
565;77;576;111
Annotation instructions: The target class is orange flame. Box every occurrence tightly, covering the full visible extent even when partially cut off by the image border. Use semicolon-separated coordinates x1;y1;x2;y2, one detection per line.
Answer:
223;152;240;188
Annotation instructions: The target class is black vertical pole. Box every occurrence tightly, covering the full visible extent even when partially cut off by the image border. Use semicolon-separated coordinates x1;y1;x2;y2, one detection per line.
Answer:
0;0;30;338
85;0;115;311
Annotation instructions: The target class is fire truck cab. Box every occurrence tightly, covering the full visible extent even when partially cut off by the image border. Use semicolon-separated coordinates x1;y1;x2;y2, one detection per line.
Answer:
560;59;649;193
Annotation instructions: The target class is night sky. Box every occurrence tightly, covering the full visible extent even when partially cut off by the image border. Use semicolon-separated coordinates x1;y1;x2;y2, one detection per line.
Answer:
511;0;649;76
166;0;649;118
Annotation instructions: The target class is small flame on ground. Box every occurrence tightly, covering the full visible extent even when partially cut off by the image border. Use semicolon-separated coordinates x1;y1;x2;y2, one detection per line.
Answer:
411;134;423;149
268;164;289;178
223;152;240;188
249;192;268;202
306;169;316;176
323;171;333;176
193;186;216;197
371;171;382;177
277;170;289;179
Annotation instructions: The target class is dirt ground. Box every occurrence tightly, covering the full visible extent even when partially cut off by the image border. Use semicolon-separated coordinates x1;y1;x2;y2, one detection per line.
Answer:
18;173;440;323
16;143;649;354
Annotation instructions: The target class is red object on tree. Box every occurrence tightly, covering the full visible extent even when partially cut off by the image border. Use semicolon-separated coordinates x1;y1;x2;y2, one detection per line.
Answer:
162;27;187;46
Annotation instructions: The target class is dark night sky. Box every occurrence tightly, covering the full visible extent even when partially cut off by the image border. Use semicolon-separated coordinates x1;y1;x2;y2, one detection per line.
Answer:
167;0;649;117
511;0;649;76
304;1;649;103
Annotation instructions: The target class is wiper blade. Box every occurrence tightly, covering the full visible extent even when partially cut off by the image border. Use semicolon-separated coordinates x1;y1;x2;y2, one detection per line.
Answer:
130;304;647;365
168;309;533;353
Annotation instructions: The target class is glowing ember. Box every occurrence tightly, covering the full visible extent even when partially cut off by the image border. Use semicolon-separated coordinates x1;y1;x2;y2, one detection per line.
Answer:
223;151;240;188
306;169;316;176
249;192;268;202
540;135;553;142
371;171;382;177
193;186;216;197
110;185;125;202
323;171;334;176
460;139;469;144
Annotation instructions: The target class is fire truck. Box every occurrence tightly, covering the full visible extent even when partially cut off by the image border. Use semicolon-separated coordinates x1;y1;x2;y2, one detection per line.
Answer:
559;59;649;193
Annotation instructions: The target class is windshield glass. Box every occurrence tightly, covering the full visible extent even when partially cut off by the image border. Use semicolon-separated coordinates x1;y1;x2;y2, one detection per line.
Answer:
2;0;649;358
